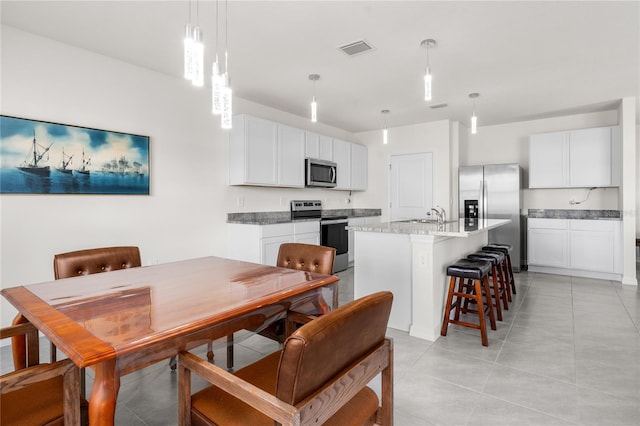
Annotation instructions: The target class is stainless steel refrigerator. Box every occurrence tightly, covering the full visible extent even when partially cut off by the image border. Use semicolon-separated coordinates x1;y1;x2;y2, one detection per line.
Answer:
459;164;523;271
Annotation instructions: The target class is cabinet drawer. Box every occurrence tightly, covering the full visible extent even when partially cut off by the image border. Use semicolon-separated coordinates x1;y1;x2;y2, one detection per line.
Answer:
528;218;568;230
569;219;615;232
293;220;319;234
260;223;294;238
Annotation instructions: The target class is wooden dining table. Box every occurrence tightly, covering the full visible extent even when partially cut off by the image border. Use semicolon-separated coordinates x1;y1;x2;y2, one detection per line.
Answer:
1;256;339;425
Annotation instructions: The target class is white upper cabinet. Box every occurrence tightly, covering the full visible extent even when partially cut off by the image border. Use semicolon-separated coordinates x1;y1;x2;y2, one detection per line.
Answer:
350;143;368;191
305;132;333;161
305;131;321;159
569;127;612;187
278;125;305;187
229;115;304;188
529;131;568;188
230;115;366;190
332;139;352;190
229;115;278;185
529;126;619;188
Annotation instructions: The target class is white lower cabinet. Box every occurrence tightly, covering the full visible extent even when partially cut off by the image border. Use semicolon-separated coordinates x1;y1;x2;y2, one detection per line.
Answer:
228;221;320;265
527;218;621;279
528;228;568;268
568;220;616;273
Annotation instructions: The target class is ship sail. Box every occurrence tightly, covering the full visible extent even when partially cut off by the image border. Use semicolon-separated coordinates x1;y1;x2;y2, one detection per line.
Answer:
17;131;53;176
56;148;74;174
76;149;91;175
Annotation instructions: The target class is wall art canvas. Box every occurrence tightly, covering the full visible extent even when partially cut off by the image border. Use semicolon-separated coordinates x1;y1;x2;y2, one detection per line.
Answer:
0;115;149;194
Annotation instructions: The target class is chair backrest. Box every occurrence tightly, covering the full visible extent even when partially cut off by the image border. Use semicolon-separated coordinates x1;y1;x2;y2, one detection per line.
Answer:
276;243;336;275
1;323;83;425
13;246;142;369
53;246;141;279
275;291;393;405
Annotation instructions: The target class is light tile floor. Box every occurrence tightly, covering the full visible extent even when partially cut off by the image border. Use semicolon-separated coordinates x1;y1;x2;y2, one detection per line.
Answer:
2;267;639;425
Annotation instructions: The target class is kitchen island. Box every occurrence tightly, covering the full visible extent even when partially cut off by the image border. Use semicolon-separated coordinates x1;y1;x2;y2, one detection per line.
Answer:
349;218;510;341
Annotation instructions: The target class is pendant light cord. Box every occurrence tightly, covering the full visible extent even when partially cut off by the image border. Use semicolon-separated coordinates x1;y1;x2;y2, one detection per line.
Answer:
225;0;229;74
215;0;219;61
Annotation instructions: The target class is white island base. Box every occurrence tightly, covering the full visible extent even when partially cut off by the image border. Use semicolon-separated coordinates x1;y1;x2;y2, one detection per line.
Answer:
352;219;509;341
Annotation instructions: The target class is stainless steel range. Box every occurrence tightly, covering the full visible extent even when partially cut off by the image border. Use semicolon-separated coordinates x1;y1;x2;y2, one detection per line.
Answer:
291;200;348;273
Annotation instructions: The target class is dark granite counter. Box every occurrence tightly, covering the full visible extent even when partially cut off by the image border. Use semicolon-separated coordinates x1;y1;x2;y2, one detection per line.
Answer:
227;208;381;225
528;209;621;220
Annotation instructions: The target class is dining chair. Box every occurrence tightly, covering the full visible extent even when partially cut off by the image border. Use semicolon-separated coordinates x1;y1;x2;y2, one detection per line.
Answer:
1;322;88;425
225;243;336;371
177;291;394;426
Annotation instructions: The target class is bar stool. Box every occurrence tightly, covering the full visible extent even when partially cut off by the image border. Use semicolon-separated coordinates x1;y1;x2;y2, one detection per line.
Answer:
482;243;516;297
441;258;496;346
467;251;508;321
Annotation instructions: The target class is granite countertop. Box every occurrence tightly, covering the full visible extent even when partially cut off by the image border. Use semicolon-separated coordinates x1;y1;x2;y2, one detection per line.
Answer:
348;218;511;238
528;209;621;220
227;208;382;225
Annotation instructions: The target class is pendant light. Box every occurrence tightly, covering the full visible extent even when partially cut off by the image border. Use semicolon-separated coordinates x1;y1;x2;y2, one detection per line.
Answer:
469;93;479;134
220;0;233;129
309;74;320;122
211;0;223;114
420;39;436;101
191;25;204;87
183;1;194;80
381;109;390;144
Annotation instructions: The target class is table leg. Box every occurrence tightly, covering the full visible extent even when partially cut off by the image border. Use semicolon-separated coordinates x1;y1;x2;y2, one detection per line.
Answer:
90;359;120;426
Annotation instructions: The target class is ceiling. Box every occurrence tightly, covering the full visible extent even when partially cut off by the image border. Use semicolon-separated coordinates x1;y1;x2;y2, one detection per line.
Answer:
1;1;638;133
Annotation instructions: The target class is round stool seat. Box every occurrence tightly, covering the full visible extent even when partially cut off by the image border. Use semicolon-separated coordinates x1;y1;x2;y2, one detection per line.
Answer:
447;258;491;280
468;251;504;266
483;243;512;254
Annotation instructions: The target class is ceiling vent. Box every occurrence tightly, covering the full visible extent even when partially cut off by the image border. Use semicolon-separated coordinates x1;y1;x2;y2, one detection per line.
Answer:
430;103;448;109
338;39;374;57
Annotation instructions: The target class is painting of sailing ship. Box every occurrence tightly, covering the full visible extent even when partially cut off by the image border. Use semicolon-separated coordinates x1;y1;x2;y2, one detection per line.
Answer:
1;115;149;194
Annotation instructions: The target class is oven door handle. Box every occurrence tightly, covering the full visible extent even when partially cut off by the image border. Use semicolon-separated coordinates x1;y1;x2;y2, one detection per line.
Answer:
321;219;349;225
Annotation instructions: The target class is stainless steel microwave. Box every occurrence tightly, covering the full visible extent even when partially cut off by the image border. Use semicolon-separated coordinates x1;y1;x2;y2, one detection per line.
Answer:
305;158;337;188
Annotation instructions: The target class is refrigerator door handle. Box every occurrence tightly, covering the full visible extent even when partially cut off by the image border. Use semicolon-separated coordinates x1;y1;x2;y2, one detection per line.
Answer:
483;180;488;220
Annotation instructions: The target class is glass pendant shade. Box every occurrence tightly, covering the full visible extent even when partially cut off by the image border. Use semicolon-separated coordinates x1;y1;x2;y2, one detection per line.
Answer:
211;61;223;115
311;96;317;122
191;27;204;87
424;68;432;101
183;24;194;80
471;113;477;134
221;75;233;129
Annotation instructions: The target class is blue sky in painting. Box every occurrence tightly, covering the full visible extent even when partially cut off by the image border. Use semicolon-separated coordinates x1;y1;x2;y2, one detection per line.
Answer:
0;116;149;170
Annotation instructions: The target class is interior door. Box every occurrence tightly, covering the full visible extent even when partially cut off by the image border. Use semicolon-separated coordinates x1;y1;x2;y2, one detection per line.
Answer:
389;153;433;220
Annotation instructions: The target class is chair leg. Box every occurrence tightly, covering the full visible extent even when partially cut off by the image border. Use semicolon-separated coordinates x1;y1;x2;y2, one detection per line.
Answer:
506;254;516;294
482;275;497;331
474;279;488;347
226;334;234;371
50;341;57;363
490;267;503;321
206;341;214;361
502;259;512;302
441;276;457;336
496;263;509;310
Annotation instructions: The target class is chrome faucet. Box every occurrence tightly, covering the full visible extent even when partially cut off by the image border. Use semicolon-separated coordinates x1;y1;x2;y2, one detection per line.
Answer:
430;206;447;224
430;207;443;224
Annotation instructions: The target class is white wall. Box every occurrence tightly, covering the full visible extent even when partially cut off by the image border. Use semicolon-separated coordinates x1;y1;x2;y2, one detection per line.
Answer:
0;26;358;326
354;120;452;220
